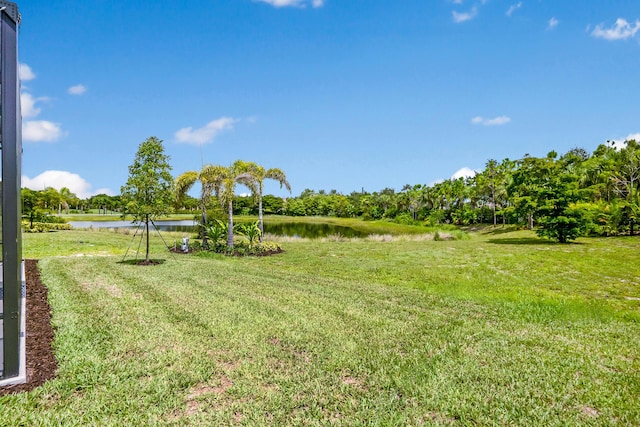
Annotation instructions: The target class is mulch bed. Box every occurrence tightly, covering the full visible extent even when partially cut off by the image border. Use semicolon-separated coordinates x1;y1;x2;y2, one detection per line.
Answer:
0;259;57;396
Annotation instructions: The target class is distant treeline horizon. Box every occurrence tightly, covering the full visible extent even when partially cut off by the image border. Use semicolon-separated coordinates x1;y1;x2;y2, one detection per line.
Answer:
21;140;640;238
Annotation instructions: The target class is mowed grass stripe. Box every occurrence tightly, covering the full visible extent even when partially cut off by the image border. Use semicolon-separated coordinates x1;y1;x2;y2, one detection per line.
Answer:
0;229;637;426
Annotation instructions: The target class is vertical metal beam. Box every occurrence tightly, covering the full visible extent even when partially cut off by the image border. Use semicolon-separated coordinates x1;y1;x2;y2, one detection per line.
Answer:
0;2;21;379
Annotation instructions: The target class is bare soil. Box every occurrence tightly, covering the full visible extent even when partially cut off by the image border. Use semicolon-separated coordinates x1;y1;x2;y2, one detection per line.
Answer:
0;259;57;396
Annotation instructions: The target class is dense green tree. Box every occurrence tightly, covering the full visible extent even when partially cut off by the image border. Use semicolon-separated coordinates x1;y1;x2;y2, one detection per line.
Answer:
120;136;174;261
508;154;557;229
535;172;589;243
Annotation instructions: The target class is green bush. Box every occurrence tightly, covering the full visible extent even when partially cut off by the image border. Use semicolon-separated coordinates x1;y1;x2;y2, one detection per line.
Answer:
394;213;416;225
22;221;72;233
207;239;283;256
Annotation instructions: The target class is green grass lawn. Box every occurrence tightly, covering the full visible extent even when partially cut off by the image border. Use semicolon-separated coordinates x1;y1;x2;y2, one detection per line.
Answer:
2;227;639;426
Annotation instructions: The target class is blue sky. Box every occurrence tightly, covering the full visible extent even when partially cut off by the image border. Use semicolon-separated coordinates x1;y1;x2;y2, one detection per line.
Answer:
18;0;640;198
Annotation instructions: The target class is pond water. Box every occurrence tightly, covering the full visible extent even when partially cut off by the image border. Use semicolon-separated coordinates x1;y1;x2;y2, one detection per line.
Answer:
68;220;198;233
67;220;370;238
262;222;368;238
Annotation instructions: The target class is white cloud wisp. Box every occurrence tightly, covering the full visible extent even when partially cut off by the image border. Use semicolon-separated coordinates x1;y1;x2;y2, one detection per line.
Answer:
453;7;478;23
175;117;237;146
68;84;87;95
471;116;511;126
592;18;640;41
506;2;522;17
255;0;323;8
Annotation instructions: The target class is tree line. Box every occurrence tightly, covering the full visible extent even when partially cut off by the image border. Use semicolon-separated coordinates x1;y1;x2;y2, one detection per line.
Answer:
273;141;639;241
22;138;640;243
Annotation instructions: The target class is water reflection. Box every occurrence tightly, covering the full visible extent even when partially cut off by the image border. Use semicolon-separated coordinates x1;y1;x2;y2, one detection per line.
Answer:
68;220;369;238
262;222;368;238
68;220;197;233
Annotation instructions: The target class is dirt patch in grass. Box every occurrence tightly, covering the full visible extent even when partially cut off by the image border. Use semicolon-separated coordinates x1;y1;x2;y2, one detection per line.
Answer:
0;259;57;396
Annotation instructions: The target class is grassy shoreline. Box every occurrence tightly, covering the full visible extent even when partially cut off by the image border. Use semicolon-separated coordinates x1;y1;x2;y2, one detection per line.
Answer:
3;228;639;425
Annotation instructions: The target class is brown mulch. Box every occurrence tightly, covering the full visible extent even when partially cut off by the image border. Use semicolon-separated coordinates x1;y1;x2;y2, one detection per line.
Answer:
0;259;57;396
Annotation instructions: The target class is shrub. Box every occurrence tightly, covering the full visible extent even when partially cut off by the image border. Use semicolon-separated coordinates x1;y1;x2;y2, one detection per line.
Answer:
22;221;72;233
235;221;262;246
206;239;283;256
394;213;416;225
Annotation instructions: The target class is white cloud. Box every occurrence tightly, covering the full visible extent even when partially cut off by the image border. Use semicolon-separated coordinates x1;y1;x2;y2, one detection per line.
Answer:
18;65;66;142
175;117;237;146
93;188;116;196
68;84;87;95
471;115;511;126
451;167;477;180
255;0;323;8
506;2;522;17
21;93;43;119
591;18;640;41
610;133;640;150
22;120;64;142
547;17;559;30
22;170;113;199
453;7;477;23
19;63;36;81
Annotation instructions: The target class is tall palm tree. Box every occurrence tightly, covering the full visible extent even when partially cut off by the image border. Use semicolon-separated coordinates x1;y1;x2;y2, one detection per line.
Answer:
175;164;227;245
217;160;256;247
59;187;77;214
244;163;291;239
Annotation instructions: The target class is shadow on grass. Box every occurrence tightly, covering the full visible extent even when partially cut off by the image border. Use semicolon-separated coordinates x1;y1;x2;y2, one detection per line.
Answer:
488;237;584;245
482;226;522;235
117;259;166;266
463;225;522;235
487;237;554;245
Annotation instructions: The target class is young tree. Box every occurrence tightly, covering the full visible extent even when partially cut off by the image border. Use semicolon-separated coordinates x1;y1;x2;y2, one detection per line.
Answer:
120;136;174;261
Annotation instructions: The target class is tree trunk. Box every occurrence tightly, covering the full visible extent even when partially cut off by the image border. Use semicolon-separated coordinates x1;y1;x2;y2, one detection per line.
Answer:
201;206;208;247
630;181;635;236
227;200;234;247
492;188;497;226
258;196;264;242
145;214;150;261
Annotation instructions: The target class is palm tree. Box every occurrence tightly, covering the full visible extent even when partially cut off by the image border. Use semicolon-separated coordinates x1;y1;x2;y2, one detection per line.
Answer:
175;164;227;245
244;163;291;239
59;187;77;214
216;160;256;247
